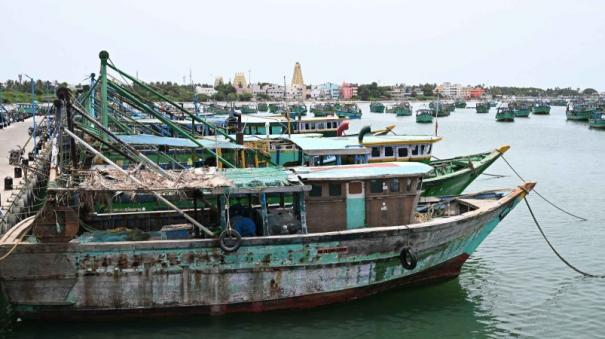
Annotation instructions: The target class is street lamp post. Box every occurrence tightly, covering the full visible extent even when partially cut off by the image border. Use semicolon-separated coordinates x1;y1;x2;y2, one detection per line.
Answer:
22;74;37;153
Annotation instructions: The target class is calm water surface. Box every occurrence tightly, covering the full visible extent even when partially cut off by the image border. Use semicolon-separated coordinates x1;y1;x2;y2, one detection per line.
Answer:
6;103;605;338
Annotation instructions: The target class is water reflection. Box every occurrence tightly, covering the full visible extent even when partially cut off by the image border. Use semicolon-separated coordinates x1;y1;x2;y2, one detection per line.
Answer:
12;279;490;339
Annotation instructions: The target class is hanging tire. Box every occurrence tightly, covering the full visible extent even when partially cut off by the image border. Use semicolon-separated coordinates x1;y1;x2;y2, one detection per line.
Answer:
219;229;242;253
400;248;417;270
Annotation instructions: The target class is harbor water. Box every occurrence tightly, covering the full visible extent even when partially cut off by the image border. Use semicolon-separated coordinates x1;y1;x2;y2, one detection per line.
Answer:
6;104;605;338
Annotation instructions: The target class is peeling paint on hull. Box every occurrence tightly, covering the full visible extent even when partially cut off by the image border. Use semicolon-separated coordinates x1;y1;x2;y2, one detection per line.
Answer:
0;189;527;320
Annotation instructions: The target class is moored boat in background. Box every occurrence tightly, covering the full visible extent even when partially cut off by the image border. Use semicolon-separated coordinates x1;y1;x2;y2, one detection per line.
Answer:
566;101;595;121
476;101;490;113
387;101;413;116
416;109;434;123
370;102;386;113
532;101;551;115
496;106;515;122
589;111;605;129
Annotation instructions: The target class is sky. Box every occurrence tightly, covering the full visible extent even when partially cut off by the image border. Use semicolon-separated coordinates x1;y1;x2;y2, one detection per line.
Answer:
1;0;604;90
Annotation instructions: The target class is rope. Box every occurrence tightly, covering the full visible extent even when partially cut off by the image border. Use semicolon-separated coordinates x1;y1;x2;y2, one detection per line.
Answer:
501;155;587;221
524;197;604;278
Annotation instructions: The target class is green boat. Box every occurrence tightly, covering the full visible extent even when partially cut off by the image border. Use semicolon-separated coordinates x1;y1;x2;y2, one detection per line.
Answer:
551;98;567;106
257;103;268;112
204;103;230;114
311;103;338;117
429;101;454;115
416;109;434;123
336;103;362;119
288;103;307;117
387;102;413;116
268;103;285;114
430;104;450;117
566;101;595;121
495;107;515;122
237;104;258;114
454;99;467;109
422;145;510;196
511;101;531;117
476;102;490;113
589;111;605;129
369;102;385;113
532;101;551;115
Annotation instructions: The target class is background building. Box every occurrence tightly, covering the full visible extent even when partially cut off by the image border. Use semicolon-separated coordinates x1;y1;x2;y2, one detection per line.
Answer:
340;82;358;100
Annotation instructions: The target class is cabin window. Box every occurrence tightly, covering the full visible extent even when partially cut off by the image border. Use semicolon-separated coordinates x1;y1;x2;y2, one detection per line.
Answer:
317;123;325;130
310;184;323;197
411;145;419;156
384;146;394;157
427;144;432;154
398;147;408;157
406;178;413;192
371;147;381;157
329;183;342;196
389;179;400;192
420;145;426;155
370;179;384;193
349;182;363;194
305;123;310;130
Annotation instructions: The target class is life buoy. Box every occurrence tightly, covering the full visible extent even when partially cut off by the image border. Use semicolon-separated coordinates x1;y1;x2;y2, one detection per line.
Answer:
400;248;417;270
219;229;242;253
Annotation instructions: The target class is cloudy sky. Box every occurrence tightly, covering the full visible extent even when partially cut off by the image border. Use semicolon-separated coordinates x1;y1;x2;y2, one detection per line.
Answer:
1;0;603;89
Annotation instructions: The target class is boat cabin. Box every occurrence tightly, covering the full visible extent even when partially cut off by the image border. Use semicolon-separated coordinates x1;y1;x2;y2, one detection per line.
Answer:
361;135;441;163
293;162;432;232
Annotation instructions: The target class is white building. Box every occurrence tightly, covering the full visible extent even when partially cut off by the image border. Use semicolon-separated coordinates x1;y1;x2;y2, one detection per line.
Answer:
195;86;217;96
437;82;465;98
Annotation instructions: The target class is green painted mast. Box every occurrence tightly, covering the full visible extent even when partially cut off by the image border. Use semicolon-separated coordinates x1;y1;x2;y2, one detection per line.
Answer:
99;51;109;137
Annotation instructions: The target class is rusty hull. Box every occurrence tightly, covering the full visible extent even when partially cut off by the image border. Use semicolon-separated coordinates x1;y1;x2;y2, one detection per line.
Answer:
0;185;529;320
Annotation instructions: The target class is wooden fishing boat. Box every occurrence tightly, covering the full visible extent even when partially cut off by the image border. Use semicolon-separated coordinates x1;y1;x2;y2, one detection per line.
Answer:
268;103;284;114
589;111;605;129
386;102;412;116
454;99;467;109
511;101;531;117
495;107;515;122
0;161;535;320
288;103;307;117
310;103;338;117
475;102;490;113
370;102;385;113
532;101;551;115
429;101;452;117
257;103;269;112
336;104;362;119
422;145;510;196
551;98;567;106
236;104;257;114
566;101;595;121
416;109;434;123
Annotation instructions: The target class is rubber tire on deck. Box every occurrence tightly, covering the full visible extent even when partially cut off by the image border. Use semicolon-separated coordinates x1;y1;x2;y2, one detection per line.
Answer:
219;229;242;253
400;248;417;270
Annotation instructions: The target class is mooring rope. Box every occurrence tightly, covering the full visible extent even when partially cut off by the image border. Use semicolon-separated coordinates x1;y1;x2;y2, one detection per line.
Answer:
524;197;604;278
501;155;587;221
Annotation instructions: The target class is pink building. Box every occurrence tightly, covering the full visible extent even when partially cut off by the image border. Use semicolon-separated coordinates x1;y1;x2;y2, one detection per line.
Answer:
340;82;358;100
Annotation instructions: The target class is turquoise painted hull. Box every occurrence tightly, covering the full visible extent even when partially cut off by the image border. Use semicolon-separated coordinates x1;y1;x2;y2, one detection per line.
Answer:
566;110;592;121
589;119;605;129
1;186;530;320
514;109;530;117
496;112;515;122
532;106;550;114
416;115;433;123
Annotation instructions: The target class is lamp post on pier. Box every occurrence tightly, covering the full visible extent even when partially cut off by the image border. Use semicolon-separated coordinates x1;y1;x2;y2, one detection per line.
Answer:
22;74;37;153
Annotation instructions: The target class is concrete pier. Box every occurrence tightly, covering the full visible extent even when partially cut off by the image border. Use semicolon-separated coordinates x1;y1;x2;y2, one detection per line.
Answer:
0;118;35;215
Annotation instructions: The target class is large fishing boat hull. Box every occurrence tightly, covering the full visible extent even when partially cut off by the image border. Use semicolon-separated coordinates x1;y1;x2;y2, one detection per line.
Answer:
0;184;531;320
496;112;515;122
